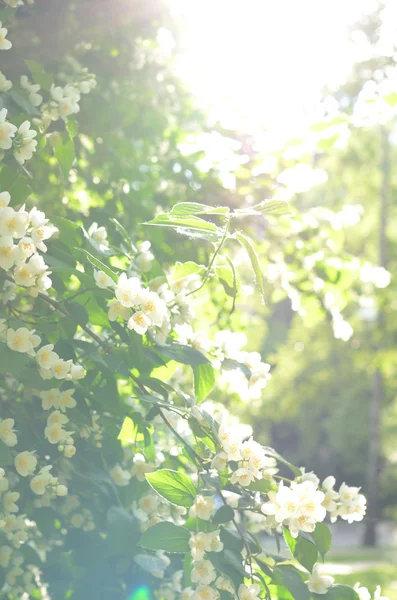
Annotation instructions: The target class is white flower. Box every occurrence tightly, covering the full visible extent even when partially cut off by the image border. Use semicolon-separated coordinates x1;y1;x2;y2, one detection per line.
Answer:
211;452;228;471
131;453;153;481
238;583;261;600
4;0;24;7
30;222;55;252
88;222;108;245
215;576;234;593
45;421;67;445
374;585;390;600
17;236;36;259
353;583;371;600
0;546;12;568
30;466;53;495
94;269;114;289
0;191;11;208
0;206;29;237
0;418;17;447
108;299;130;321
191;585;219;600
110;464;131;487
0;23;12;50
35;344;58;369
56;484;68;496
57;389;76;412
191;559;216;585
189;532;208;561
306;564;334;595
51;358;73;379
13;120;38;164
230;467;256;487
218;422;244;461
14;451;37;477
294;480;326;521
138;494;158;514
321;476;339;513
128;310;151;335
0;236;17;270
20;75;42;106
40;389;60;410
0;71;12;92
115;273;146;307
136;241;154;272
3;491;19;513
13;262;36;287
69;364;85;380
47;410;69;426
7;327;34;353
205;530;223;553
141;291;168;326
337;483;367;523
189;495;216;521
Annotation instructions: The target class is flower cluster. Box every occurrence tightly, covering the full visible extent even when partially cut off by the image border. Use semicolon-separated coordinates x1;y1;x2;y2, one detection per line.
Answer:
2;323;85;381
261;473;367;538
39;74;96;125
212;418;278;487
261;480;327;538
0;21;12;51
0;195;56;295
20;75;42;106
214;331;272;401
0;109;37;164
354;582;389;600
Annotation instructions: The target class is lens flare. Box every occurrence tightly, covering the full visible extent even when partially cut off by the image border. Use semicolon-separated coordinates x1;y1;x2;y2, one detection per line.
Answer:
127;585;152;600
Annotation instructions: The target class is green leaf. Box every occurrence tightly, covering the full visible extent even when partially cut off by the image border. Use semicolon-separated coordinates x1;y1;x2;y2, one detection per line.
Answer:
212;505;234;524
0;440;12;467
172;261;204;281
193;362;215;402
145;469;196;507
184;553;193;587
51;217;82;247
139;522;190;552
247;479;277;493
321;585;359;599
222;358;251;380
145;213;219;233
117;417;138;444
284;528;318;572
215;264;237;299
219;528;243;554
10;90;40;116
25;60;53;90
235;232;266;302
157;343;209;366
311;523;332;559
250;200;291;215
64;302;88;328
51;133;75;180
0;166;32;205
66;119;78;139
76;248;118;283
276;565;310;600
170;202;229;216
134;553;170;574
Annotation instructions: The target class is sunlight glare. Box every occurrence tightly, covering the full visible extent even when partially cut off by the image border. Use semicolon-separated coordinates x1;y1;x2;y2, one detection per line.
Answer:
169;0;382;143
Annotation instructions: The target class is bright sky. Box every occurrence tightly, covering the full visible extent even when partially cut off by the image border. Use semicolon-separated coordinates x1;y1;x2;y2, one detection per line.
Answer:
168;0;385;144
